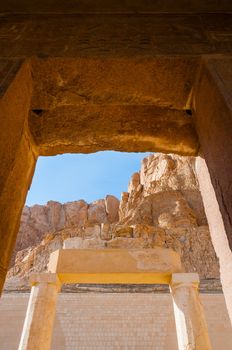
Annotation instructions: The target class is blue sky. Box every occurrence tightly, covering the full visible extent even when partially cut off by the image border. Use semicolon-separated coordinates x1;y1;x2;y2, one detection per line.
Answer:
26;151;151;206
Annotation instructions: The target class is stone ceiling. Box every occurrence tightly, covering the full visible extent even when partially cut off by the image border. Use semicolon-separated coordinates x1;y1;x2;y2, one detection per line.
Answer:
0;0;232;14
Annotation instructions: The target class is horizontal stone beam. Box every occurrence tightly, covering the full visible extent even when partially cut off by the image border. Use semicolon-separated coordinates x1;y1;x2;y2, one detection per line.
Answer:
47;248;183;284
28;57;200;156
0;15;232;58
1;0;232;14
30;57;199;111
29;105;199;156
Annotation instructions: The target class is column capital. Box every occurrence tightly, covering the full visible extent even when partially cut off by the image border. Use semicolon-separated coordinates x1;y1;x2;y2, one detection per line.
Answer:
29;273;62;290
170;273;200;290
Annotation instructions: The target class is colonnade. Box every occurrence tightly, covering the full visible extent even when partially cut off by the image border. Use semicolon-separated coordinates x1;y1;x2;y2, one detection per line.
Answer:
18;272;211;350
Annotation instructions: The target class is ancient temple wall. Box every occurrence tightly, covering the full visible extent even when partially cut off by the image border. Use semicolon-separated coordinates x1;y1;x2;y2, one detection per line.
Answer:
0;293;231;350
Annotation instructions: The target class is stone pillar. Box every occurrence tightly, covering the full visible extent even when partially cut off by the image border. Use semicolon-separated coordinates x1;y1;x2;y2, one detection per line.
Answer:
192;57;232;324
170;273;211;350
195;156;232;324
0;59;37;293
18;273;61;350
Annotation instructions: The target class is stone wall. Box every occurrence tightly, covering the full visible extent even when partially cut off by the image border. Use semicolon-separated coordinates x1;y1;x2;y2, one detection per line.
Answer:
0;293;231;350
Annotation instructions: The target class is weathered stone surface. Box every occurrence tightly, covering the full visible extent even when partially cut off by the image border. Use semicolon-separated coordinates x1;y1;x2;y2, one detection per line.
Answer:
30;57;197;110
10;217;220;282
0;60;37;292
14;197;119;263
119;153;207;226
106;237;146;249
87;199;107;224
30;105;198;156
100;223;112;241
196;156;232;326
193;57;232;324
26;56;202;156
64;200;88;226
63;237;105;250
114;225;134;238
193;58;232;249
83;224;101;239
47;201;66;231
105;195;119;223
140;153;197;193
48;248;182;283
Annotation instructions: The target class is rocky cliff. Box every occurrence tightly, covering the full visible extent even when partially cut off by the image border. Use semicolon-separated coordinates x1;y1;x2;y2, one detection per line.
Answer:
5;153;220;291
120;153;206;226
14;195;119;261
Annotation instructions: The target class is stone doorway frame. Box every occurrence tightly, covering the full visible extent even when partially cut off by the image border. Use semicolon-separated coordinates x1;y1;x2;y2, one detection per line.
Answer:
0;56;232;325
18;248;211;350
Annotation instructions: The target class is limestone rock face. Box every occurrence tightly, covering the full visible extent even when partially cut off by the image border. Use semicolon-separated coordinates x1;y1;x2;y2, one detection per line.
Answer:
105;195;120;223
7;153;220;291
7;221;219;283
87;199;107;224
119;153;207;226
64;200;88;226
14;196;120;259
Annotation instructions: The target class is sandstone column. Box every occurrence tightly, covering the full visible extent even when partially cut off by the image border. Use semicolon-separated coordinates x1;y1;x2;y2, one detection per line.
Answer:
192;57;232;324
195;156;232;325
18;273;61;350
0;59;37;293
170;273;211;350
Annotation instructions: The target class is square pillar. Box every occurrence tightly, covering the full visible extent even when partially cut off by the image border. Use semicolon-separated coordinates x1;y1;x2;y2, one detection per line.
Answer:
195;156;232;324
170;273;211;350
192;57;232;323
0;60;37;293
19;273;61;350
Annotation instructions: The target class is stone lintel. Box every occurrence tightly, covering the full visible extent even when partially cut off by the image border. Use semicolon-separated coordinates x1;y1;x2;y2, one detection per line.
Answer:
28;56;200;156
30;105;198;156
30;57;199;111
47;248;182;285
